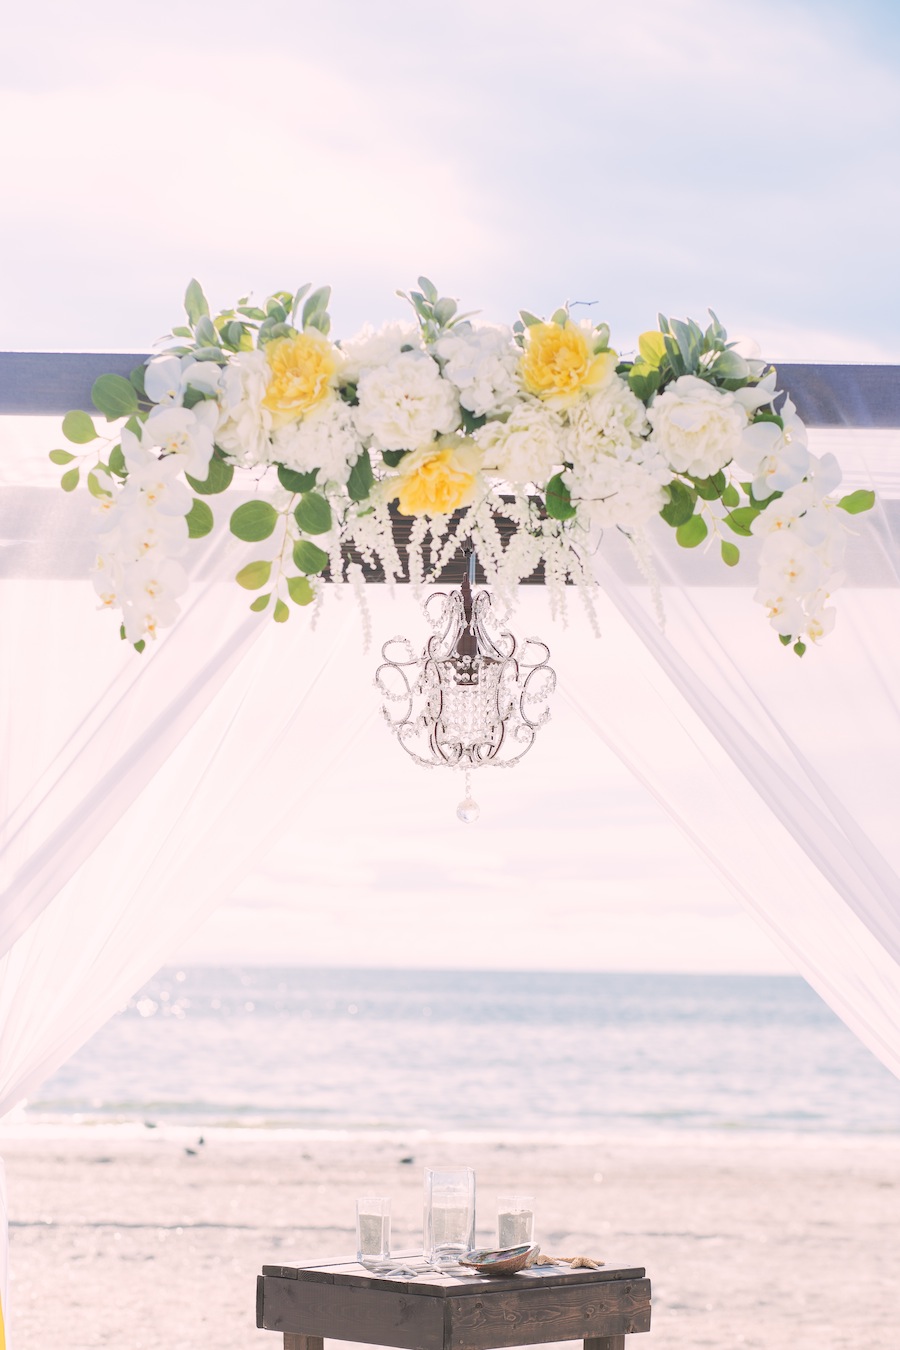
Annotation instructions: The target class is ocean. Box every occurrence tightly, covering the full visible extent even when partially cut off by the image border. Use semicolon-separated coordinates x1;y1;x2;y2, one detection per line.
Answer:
24;967;900;1137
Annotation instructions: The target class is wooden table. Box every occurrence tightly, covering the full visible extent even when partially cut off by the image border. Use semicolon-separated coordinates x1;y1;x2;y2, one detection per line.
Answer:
257;1256;651;1350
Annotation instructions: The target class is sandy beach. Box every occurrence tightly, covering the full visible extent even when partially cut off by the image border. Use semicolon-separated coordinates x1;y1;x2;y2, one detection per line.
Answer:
2;1129;898;1349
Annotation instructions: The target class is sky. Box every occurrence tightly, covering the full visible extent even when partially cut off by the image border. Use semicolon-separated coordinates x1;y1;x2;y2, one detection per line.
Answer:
3;0;899;975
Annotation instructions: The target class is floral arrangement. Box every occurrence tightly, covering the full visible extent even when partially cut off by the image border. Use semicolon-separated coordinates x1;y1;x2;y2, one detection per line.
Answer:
52;278;874;654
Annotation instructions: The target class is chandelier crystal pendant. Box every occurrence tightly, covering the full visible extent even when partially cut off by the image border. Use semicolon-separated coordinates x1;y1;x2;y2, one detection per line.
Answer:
375;545;556;822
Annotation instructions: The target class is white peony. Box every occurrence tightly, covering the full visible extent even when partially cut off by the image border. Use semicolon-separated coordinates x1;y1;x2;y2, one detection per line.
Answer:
565;377;654;463
271;398;363;486
433;323;521;417
475;401;564;487
216;350;276;467
354;351;459;451
338;322;422;386
648;374;747;478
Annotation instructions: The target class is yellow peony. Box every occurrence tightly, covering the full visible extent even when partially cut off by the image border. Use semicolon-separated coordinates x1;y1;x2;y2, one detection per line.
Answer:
520;320;617;409
262;331;339;426
393;436;481;516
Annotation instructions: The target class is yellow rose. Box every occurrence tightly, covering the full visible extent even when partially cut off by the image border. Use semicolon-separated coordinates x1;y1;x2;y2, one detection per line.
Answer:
394;436;481;516
520;320;617;409
262;331;339;426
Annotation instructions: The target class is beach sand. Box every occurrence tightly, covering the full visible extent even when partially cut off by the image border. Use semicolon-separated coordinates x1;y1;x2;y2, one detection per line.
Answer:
3;1130;899;1349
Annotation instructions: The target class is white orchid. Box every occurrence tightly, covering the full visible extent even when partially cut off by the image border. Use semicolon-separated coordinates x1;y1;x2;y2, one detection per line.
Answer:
120;430;194;515
738;400;810;499
144;354;223;405
143;402;218;480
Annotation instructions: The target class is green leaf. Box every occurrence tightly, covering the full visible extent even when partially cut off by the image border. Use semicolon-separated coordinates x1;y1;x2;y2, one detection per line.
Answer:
49;448;76;464
676;515;708;548
544;472;577;521
638;331;667;367
186;456;235;495
184;278;210;326
273;598;290;623
61;467;80;492
433;297;457;326
720;540;740;567
129;364;147;399
86;470;112;499
133;640;146;654
346;449;374;502
277;465;318;494
294;491;333;535
519;310;542;327
108;444;126;477
230;499;279;542
722;506;759;537
627;363;661;402
249;593;271;612
287;575;314;606
779;633;792;646
171;325;193;339
194;315;218;347
417;276;438;303
302;285;331;328
293;539;329;574
92;373;139;420
381;449;407;468
793;640;807;657
837;489;876;515
185;498;214;538
62;410;98;443
659;480;696;527
721;482;740;508
692;471;726;501
236;559;273;589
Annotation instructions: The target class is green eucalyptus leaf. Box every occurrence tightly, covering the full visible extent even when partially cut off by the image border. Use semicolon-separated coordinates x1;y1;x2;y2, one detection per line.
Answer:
676;515;708;548
287;575;314;606
185;498;214;538
793;640;807;657
273;598;290;623
292;539;329;574
92;373;139;420
184;278;210;325
62;410;98;444
236;559;273;589
381;449;408;468
294;491;333;535
249;592;271;612
49;448;76;465
230;499;279;542
659;480;696;527
108;444;127;477
61;467;80;492
87;470;112;499
723;506;759;537
837;489;876;514
277;465;318;494
347;449;374;502
186;456;235;495
721;482;740;508
545;472;577;521
720;540;740;567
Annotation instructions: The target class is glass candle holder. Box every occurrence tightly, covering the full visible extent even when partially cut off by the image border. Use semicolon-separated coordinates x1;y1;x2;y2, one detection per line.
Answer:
497;1195;534;1248
356;1196;391;1265
424;1167;476;1264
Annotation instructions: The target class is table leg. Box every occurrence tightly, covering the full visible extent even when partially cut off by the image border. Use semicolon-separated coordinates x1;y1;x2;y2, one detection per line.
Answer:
585;1338;625;1350
284;1338;324;1350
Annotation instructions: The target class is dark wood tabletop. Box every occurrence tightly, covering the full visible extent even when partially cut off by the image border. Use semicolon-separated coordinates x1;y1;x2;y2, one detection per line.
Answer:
257;1255;651;1350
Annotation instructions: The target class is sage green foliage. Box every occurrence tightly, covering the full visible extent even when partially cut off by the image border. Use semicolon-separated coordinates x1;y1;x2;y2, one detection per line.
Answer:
398;276;477;344
273;599;290;623
293;539;329;574
92;374;139;420
186;456;234;495
230;500;279;541
287;576;314;606
347;449;374;502
277;465;317;493
838;489;876;514
294;492;332;535
236;560;272;589
61;467;80;492
544;473;576;521
185;499;214;538
249;593;271;612
721;541;740;567
676;516;708;547
62;411;98;444
49;449;76;465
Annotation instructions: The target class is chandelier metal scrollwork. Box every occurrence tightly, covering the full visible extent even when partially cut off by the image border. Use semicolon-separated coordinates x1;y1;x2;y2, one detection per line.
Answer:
375;546;556;822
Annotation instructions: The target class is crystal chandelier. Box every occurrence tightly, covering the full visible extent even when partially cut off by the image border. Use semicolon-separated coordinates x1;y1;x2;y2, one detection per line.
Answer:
375;546;556;822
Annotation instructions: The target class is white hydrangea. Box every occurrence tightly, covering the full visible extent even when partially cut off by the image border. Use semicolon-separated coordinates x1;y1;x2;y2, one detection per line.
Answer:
271;398;363;486
474;401;564;488
565;458;667;529
216;350;276;467
433;323;521;417
648;374;747;478
338;322;423;387
354;351;459;451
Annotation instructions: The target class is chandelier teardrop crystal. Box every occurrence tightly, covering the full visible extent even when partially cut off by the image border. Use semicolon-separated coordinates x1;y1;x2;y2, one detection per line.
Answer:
375;548;556;818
